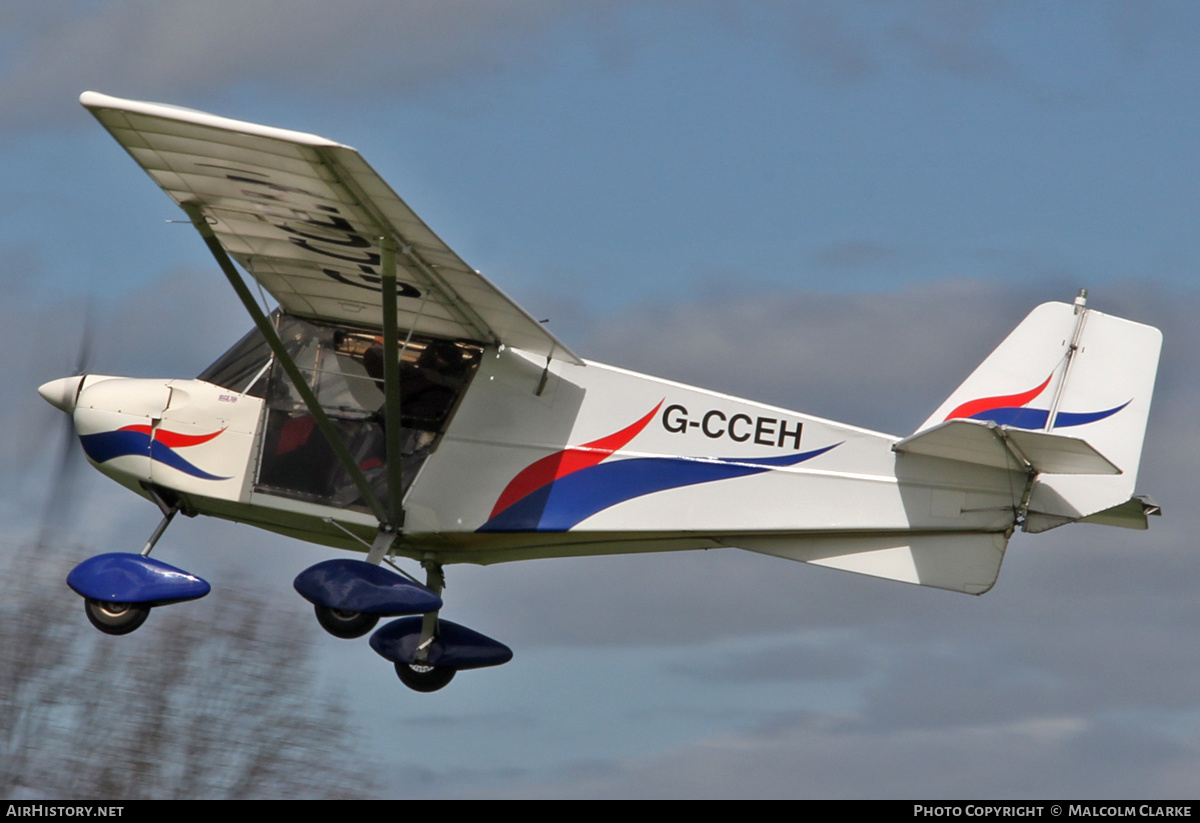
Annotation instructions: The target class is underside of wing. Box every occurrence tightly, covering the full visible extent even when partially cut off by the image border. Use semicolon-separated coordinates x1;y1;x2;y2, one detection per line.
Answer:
81;91;581;364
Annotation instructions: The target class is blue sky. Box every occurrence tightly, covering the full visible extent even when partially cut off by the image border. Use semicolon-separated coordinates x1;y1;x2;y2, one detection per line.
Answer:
4;1;1200;798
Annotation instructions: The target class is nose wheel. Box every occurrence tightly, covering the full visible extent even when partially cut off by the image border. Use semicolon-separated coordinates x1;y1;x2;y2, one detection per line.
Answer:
67;496;210;636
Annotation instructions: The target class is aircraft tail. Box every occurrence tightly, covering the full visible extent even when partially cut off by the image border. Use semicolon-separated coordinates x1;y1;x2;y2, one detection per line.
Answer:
911;292;1162;532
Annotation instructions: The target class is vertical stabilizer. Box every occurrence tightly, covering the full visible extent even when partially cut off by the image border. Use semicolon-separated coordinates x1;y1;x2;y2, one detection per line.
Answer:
918;295;1162;529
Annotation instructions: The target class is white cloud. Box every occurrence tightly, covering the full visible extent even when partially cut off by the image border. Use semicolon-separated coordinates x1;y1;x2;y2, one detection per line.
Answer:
0;0;588;129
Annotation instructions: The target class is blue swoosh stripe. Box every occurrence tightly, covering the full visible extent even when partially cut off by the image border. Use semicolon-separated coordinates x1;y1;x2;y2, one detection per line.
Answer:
80;429;148;464
968;407;1050;428
969;400;1129;430
480;443;840;532
79;430;229;481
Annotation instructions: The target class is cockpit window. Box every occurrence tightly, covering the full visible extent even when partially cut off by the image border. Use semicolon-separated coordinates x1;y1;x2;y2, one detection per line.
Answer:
254;314;483;512
197;324;273;398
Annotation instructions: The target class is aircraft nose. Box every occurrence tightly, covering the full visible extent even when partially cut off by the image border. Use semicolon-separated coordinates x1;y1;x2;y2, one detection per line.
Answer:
38;375;86;414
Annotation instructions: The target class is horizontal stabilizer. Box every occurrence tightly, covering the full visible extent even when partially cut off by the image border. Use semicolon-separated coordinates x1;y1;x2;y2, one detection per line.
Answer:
1077;495;1162;530
893;418;1119;475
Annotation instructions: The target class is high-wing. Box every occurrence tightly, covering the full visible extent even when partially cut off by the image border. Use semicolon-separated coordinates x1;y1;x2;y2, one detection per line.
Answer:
81;91;581;365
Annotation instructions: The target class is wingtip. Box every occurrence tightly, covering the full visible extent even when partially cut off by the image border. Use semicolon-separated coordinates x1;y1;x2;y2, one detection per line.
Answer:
79;90;348;149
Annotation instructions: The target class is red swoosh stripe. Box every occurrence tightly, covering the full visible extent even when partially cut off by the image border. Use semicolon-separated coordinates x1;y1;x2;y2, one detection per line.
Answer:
118;425;227;448
489;401;664;519
943;374;1052;422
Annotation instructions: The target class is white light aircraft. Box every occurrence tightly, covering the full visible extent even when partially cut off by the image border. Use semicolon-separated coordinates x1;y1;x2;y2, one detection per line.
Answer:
38;92;1163;692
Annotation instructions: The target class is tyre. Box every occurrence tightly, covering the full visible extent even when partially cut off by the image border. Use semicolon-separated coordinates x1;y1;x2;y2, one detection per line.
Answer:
314;604;380;639
84;599;150;635
394;661;456;692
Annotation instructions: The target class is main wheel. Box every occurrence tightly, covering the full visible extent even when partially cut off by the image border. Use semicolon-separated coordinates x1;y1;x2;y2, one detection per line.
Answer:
84;599;150;635
314;604;380;639
394;661;456;692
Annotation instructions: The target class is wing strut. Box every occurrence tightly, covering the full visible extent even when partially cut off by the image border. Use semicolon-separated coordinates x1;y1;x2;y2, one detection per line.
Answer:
380;236;405;530
181;203;392;527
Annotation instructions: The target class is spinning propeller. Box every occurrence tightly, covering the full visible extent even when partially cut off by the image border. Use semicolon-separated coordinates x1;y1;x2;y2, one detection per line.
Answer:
35;309;93;546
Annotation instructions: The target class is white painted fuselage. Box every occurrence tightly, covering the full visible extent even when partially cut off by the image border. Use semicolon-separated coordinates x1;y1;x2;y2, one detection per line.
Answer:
51;341;1019;595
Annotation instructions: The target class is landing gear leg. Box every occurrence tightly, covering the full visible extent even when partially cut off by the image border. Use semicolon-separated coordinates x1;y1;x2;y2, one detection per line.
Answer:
140;500;178;557
392;558;456;692
416;558;445;655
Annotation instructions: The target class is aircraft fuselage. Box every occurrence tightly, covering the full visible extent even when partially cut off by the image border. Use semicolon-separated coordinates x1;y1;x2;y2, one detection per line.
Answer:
45;317;1020;583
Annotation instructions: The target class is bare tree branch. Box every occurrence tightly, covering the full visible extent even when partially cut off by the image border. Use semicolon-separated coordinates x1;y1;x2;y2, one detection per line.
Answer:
0;538;377;799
